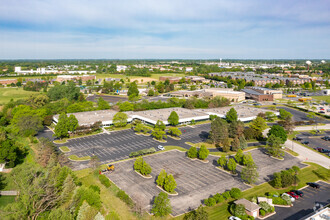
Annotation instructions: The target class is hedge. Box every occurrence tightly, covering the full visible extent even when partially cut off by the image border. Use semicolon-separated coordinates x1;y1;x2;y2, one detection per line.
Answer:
117;190;134;207
99;175;111;188
129;147;156;157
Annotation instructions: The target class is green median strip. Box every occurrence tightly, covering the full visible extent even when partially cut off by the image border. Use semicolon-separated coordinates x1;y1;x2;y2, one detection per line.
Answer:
59;146;70;152
68;155;91;161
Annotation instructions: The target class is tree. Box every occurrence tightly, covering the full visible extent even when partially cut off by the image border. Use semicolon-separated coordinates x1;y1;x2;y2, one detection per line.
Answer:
67;114;79;133
89;155;100;171
15;114;43;137
241;163;259;184
152;129;166;140
249;116;267;136
187;147;198;158
167;111;179;126
231;137;240;151
234;149;244;164
278;116;295;134
184;205;208;220
119;101;134;111
229;120;244;138
134;157;152;176
156;169;167;187
217;155;227;168
234;204;246;217
147;89;155;96
127;82;139;98
225;108;238;123
97;97;110;110
265;111;277;122
272;172;282;188
307;112;317;129
210;117;228;145
151;192;172;217
279;109;293;120
55;113;69;139
168;127;182;137
267;125;287;144
239;136;247;150
113;112;128;127
227;158;237;174
164;174;177;193
155;120;166;131
197;145;209;160
267;134;284;158
229;188;241;199
0;139;22;168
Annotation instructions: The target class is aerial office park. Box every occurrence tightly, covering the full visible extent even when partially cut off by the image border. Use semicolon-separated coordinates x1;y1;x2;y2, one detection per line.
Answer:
50;100;330;219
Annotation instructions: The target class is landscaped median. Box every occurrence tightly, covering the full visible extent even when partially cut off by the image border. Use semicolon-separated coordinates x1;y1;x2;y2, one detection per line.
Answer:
68;155;91;161
59;146;70;152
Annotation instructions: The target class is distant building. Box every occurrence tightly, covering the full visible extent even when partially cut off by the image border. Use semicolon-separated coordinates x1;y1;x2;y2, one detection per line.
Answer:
159;76;182;83
56;75;96;82
242;89;274;101
117;65;128;72
185;76;209;83
234;199;260;218
185;67;193;72
0;79;18;85
249;87;283;99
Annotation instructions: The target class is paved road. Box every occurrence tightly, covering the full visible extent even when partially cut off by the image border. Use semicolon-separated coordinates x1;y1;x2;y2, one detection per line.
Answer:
277;106;330;124
264;124;330;169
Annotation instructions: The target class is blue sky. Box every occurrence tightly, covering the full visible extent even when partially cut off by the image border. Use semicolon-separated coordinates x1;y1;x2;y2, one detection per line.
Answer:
0;0;329;59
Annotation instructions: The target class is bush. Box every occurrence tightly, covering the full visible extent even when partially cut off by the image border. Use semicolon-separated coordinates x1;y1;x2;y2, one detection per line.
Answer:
89;185;101;193
187;146;197;158
204;197;216;207
129;147;156;157
222;191;231;200
234;204;247;217
117;190;134;207
281;194;292;205
258;201;272;213
197;145;209;160
260;209;266;216
230;188;241;199
272;197;287;205
213;193;225;204
99;175;111;188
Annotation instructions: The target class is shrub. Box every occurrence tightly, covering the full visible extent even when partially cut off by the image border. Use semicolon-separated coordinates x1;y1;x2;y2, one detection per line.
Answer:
230;188;241;199
258;201;272;213
129;147;156;157
234;204;247;217
260;209;266;216
204;197;216;207
272;197;287;205
222;191;231;200
197;145;209;160
89;185;101;193
117;190;134;207
281;194;292;205
213;193;225;204
99;175;111;188
187;146;197;158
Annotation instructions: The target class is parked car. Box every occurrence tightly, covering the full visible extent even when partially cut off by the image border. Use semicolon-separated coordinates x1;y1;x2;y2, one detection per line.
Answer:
307;182;320;189
302;141;309;145
290;190;304;197
157;145;165;151
293;137;302;141
229;216;242;220
319;111;325;114
282;193;295;202
287;191;299;199
321;136;330;141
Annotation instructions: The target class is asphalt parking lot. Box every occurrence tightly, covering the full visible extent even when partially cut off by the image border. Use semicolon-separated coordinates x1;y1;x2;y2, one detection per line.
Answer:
296;131;330;154
107;150;250;216
236;148;306;185
277;106;330;124
56;123;213;169
268;181;330;220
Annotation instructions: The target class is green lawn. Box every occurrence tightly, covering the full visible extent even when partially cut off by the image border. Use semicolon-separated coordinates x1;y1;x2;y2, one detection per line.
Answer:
68;155;91;161
0;87;41;105
0;196;16;208
312;96;330;103
59;146;70;152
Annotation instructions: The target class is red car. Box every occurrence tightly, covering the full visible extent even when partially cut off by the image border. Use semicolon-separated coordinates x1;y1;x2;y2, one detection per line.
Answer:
287;191;299;199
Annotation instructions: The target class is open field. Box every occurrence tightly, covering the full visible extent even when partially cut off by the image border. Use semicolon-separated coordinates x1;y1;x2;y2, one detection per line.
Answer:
0;196;16;208
0;87;41;105
312;96;330;103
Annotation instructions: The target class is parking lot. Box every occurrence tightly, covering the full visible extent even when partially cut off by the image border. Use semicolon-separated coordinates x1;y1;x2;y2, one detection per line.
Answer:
276;106;330;124
107;150;250;216
237;148;306;185
268;181;330;220
297;131;330;155
57;123;212;169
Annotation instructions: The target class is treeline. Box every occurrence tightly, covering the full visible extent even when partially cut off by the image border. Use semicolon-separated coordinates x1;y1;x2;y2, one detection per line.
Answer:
118;96;230;112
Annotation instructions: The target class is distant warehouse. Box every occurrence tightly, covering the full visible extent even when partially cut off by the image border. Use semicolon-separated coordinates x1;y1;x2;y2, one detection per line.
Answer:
242;87;282;101
53;106;277;127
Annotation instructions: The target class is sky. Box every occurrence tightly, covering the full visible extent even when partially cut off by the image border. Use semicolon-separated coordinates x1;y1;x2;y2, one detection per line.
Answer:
0;0;329;59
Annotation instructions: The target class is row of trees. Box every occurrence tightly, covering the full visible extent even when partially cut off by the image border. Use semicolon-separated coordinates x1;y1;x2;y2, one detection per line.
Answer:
187;145;210;160
134;157;152;176
156;169;177;193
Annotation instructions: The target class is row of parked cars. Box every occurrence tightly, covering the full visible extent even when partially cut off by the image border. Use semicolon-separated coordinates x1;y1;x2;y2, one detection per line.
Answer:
284;182;321;202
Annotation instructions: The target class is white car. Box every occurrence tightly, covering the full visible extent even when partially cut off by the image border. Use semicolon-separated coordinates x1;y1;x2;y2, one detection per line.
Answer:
157;145;165;151
282;193;295;202
229;216;242;220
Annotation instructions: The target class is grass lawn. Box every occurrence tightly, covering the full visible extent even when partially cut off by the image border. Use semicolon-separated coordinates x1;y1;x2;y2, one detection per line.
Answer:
0;87;41;105
59;146;70;152
0;196;16;208
312;96;330;103
68;155;91;161
75;169;139;220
